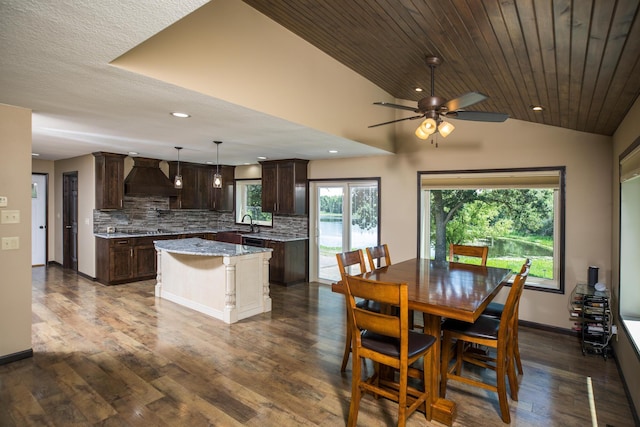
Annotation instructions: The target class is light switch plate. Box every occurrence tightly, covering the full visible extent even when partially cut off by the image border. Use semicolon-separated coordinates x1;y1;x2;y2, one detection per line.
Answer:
1;237;19;250
0;196;7;207
1;210;20;224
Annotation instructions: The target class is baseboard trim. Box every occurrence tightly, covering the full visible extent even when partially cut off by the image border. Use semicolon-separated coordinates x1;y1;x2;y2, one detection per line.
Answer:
519;319;577;337
46;262;96;281
0;349;33;365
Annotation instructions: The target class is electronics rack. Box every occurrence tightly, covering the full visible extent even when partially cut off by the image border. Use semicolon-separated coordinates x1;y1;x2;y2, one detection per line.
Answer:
569;283;612;359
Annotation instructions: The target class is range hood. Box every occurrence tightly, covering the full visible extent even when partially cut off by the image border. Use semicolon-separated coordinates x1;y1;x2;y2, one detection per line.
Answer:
124;157;178;197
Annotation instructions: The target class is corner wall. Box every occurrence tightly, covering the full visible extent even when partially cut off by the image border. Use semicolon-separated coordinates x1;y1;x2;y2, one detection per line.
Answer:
612;95;640;417
0;103;32;359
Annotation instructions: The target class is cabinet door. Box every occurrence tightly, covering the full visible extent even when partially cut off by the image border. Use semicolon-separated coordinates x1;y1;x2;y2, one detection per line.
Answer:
133;244;157;278
276;162;295;213
94;152;124;209
211;166;235;211
110;244;132;282
261;162;278;213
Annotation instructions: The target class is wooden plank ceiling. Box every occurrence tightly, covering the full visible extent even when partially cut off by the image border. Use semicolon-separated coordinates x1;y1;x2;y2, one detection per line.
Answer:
243;0;640;136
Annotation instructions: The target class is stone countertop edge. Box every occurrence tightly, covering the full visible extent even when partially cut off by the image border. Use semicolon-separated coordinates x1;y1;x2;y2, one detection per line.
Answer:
94;230;308;242
154;238;273;257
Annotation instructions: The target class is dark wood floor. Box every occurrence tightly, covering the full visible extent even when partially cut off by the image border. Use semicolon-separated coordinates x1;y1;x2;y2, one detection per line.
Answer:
0;265;635;426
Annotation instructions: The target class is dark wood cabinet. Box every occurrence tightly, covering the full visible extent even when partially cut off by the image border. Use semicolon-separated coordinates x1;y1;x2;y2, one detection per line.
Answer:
169;162;235;210
93;152;125;209
266;239;308;285
210;165;235;211
260;159;308;214
96;234;214;285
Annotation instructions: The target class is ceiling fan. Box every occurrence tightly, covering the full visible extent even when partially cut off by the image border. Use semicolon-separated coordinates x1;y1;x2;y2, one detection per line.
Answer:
369;56;508;140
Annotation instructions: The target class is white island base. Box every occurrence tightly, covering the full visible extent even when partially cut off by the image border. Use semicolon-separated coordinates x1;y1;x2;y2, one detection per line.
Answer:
154;239;272;324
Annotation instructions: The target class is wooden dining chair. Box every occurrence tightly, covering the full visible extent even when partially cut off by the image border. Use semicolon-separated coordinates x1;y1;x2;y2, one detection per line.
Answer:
440;265;530;424
343;274;437;427
449;243;489;266
365;243;391;271
482;258;532;375
336;249;369;372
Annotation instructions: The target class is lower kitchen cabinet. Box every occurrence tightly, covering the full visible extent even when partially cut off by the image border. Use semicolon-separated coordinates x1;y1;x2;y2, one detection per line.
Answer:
266;239;307;285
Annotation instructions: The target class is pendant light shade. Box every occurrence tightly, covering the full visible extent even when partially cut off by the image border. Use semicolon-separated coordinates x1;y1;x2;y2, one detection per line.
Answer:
174;146;183;189
415;118;437;139
213;141;223;189
438;120;455;137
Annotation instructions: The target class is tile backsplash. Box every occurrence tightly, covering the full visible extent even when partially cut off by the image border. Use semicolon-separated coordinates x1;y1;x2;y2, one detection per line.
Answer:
94;196;308;237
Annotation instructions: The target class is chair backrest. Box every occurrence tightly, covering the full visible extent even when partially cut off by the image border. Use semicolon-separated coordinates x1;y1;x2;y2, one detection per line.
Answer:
497;266;530;344
449;243;489;266
344;275;409;362
365;244;391;270
336;249;367;280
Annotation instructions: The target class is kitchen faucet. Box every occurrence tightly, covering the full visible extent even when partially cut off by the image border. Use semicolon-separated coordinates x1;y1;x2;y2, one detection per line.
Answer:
241;214;257;233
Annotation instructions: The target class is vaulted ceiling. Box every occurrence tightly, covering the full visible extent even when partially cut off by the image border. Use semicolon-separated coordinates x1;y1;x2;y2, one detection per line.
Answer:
244;0;640;136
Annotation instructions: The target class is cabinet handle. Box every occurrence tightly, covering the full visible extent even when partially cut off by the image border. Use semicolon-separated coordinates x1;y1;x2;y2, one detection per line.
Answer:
130;248;133;257
120;199;123;208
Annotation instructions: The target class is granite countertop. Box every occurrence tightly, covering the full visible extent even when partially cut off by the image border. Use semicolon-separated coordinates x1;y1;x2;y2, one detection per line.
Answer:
94;229;308;242
154;238;272;257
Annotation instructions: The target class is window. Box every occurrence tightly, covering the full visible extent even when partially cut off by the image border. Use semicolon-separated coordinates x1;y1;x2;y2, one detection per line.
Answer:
235;179;272;227
619;138;640;353
419;167;565;293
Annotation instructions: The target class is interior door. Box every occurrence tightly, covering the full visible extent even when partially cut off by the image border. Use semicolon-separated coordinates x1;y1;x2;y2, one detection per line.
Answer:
63;172;78;271
310;180;379;283
31;173;47;266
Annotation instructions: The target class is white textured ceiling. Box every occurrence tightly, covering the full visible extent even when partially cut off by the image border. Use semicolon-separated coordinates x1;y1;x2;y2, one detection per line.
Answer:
0;0;389;163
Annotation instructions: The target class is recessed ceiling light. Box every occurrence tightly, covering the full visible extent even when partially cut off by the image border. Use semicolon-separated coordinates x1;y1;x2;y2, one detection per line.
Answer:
128;151;139;156
329;150;338;154
170;112;190;118
530;105;544;111
414;87;423;92
31;153;40;157
257;156;267;160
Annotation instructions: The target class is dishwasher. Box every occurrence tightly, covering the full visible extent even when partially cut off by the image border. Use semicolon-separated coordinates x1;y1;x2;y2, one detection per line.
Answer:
242;236;266;247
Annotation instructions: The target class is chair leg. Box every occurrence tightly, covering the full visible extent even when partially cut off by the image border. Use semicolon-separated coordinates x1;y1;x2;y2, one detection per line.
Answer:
440;333;451;398
341;321;352;372
495;348;511;424
347;353;362;426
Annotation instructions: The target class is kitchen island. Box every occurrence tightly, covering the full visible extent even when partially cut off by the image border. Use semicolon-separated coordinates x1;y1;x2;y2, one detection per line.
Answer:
154;238;272;324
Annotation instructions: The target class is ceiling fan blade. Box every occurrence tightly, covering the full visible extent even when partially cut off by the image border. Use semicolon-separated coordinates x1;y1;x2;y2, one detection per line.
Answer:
448;111;509;122
373;101;419;113
442;91;488;112
368;115;424;128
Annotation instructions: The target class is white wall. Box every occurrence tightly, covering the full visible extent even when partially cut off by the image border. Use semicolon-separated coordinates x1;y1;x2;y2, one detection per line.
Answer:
0;103;32;358
54;154;96;277
310;116;612;330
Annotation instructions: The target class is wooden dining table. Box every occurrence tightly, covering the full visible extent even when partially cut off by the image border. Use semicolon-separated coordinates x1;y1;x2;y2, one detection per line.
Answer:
332;258;512;426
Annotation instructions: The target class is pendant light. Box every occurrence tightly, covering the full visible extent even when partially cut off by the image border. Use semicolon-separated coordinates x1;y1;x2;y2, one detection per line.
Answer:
213;141;223;189
174;146;183;189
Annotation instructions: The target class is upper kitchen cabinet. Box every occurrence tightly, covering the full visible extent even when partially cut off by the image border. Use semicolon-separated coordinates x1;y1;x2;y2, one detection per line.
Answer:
260;159;309;215
168;161;210;209
210;165;235;211
93;152;126;209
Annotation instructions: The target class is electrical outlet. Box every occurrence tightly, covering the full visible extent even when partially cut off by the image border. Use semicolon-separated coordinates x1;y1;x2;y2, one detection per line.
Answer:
1;237;19;250
1;210;20;224
0;196;7;207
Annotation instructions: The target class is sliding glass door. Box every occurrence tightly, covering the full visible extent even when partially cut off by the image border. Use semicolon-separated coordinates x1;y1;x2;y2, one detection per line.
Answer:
310;180;379;283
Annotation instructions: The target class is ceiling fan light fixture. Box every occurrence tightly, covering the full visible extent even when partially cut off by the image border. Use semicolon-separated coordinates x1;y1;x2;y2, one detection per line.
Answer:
438;120;455;137
416;118;437;139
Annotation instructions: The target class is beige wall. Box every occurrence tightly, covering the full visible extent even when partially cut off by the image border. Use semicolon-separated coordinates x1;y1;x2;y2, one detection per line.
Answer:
0;103;32;358
32;159;56;262
54;154;96;277
611;95;640;416
310;116;612;330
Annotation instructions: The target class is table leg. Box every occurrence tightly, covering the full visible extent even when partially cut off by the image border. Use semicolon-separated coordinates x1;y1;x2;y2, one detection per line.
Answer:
424;313;457;426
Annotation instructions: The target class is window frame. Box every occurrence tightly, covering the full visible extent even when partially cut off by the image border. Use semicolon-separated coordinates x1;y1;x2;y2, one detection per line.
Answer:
235;178;273;227
417;166;566;294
